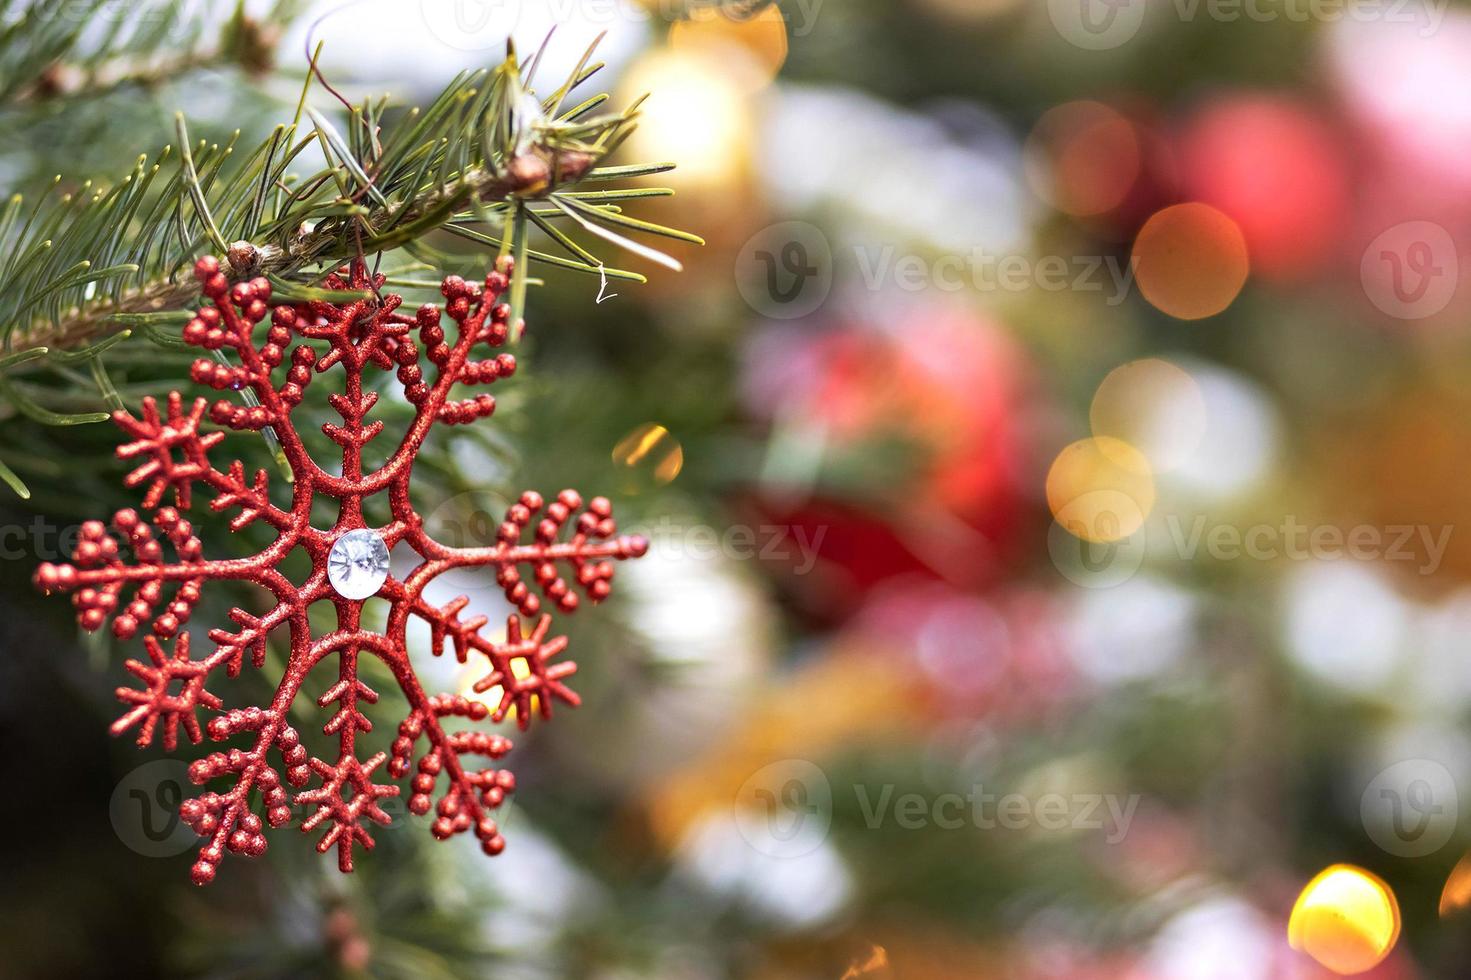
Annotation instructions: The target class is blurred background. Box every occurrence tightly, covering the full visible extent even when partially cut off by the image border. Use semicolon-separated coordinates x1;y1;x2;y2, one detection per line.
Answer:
5;0;1471;976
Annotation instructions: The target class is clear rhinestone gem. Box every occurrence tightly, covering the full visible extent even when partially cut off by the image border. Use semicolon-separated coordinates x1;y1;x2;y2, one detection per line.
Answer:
327;529;390;600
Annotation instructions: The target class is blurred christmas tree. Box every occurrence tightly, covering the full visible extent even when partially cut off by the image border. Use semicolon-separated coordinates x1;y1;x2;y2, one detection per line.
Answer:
9;0;1471;978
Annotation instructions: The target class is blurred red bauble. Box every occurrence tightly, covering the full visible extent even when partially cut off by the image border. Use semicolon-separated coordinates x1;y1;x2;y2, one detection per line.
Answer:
740;303;1042;614
1176;95;1351;282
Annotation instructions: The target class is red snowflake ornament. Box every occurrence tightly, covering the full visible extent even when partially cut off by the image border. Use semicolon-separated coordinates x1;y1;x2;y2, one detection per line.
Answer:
35;256;647;885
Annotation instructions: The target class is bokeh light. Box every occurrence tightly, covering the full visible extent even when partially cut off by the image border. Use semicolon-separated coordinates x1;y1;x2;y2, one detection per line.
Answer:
1166;364;1278;500
613;422;684;485
1442;851;1471;918
1025;101;1143;218
1177;95;1349;282
1089;358;1205;473
1284;562;1407;697
620;48;754;187
460;655;534;723
1132;203;1250;320
1046;437;1155;543
668;3;787;90
1288;865;1401;975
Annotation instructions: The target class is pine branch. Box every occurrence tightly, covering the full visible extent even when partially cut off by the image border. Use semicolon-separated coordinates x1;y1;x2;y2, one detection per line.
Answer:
0;0;295;106
2;42;697;361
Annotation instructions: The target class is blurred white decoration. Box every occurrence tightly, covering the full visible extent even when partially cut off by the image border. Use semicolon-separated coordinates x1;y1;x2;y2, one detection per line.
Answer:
676;811;853;930
759;86;1031;257
571;538;772;787
467;823;608;953
285;0;650;96
1066;576;1195;686
1090;359;1206;474
1145;894;1283;980
625;536;773;673
1284;562;1408;696
1163;363;1278;501
1328;9;1471;194
1408;589;1471;712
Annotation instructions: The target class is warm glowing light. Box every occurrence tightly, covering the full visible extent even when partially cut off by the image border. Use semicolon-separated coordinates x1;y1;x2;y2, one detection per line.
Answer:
840;945;890;979
1132;203;1250;320
620;49;752;187
1090;358;1206;473
1441;851;1471;918
460;657;534;719
1288;865;1400;975
669;3;787;90
1025;101;1142;217
1046;437;1154;543
613;422;683;484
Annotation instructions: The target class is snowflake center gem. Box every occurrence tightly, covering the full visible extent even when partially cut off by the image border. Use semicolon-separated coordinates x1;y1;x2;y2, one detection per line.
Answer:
327;528;390;600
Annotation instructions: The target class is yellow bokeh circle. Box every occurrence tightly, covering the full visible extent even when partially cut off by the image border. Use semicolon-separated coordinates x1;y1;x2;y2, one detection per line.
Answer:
668;2;788;89
1046;437;1155;543
1288;864;1401;976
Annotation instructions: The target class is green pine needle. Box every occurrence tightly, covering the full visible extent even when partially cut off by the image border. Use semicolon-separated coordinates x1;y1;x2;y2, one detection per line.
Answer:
0;39;696;433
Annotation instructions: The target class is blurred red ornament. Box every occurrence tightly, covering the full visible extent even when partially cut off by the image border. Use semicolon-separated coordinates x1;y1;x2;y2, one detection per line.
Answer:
742;305;1039;609
35;257;646;884
1176;95;1350;282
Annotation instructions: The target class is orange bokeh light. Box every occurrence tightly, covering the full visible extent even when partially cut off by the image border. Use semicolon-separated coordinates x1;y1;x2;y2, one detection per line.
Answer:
1026;101;1143;218
1132;203;1250;320
1441;851;1471;919
613;422;684;485
668;3;787;90
1288;865;1401;976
